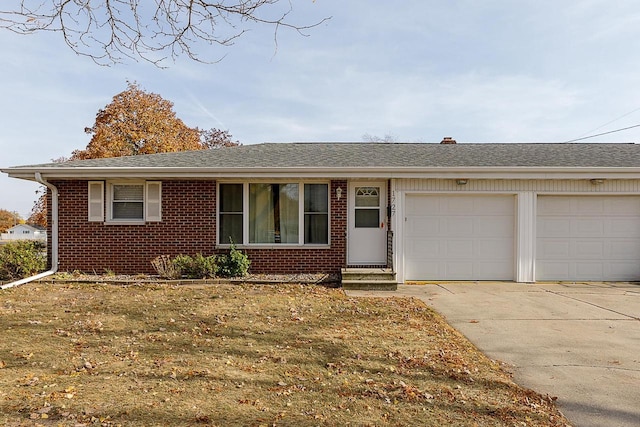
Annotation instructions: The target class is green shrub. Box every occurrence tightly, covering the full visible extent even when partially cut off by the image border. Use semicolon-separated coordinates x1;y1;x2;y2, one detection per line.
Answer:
151;247;250;280
0;240;47;281
173;253;217;279
217;244;250;278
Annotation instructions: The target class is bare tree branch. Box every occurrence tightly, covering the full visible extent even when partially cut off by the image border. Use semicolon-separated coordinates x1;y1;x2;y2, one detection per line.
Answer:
362;133;399;143
0;0;331;66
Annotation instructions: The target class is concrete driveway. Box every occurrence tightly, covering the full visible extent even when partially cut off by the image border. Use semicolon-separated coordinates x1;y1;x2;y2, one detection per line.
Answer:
346;282;640;427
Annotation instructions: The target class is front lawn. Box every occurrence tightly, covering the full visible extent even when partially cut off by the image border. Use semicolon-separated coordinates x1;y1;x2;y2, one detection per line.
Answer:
0;283;570;426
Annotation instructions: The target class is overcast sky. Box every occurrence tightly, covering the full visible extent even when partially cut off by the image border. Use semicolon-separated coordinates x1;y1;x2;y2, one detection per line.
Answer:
2;1;640;217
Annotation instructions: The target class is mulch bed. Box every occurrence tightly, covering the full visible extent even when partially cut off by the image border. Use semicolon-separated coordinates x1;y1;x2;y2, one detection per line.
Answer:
38;272;342;286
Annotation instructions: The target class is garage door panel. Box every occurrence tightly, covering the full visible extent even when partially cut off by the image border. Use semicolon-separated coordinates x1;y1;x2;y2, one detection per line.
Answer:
538;197;572;214
610;218;640;235
575;219;604;236
445;197;475;213
609;241;640;259
478;217;514;237
404;195;515;281
577;198;606;214
406;238;439;257
445;261;474;278
575;262;603;278
574;240;605;258
475;196;515;214
537;196;640;281
408;218;439;237
539;240;570;257
538;262;571;280
476;261;513;278
607;263;640;279
445;218;474;236
605;197;640;214
478;239;515;257
445;240;474;257
538;218;572;237
405;261;440;279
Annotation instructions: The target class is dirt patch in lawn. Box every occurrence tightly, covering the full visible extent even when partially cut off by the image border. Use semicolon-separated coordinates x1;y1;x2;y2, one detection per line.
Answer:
0;282;571;426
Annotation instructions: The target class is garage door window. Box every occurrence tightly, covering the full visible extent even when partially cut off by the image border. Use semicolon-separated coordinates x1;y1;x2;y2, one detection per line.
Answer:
355;186;380;228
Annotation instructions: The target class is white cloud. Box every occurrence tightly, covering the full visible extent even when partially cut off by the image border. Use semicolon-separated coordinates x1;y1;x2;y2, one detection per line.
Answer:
3;1;640;216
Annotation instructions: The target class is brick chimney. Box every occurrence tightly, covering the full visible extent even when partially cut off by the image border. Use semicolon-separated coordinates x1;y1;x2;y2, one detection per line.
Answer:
440;137;457;144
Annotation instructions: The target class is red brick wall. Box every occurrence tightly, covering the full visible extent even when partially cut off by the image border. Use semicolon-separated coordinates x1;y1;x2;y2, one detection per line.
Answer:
50;179;347;275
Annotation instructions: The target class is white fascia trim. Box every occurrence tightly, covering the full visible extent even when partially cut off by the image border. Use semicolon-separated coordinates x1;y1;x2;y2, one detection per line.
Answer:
6;166;640;181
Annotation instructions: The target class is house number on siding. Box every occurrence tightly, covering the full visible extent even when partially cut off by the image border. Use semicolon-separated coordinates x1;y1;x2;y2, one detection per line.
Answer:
390;191;396;217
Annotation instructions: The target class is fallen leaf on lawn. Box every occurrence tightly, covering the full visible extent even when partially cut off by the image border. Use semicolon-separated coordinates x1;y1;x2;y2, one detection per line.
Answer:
18;374;39;386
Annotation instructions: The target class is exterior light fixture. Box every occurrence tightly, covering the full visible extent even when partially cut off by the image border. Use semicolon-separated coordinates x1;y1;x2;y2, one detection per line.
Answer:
456;179;468;185
590;179;605;185
336;187;343;199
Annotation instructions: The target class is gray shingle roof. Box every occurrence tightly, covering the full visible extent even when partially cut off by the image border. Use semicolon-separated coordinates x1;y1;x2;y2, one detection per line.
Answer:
7;142;640;170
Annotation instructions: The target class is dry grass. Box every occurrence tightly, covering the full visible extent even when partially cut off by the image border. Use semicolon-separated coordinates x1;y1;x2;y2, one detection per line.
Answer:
0;282;571;427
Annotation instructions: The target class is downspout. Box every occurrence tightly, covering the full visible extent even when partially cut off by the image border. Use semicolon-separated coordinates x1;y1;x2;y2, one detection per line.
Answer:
1;173;58;290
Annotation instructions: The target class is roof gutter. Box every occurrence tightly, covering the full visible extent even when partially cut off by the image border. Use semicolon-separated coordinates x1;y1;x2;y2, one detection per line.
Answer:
1;173;58;290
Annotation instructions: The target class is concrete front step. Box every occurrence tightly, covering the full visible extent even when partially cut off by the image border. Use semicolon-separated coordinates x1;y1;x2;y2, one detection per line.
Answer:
341;268;397;291
341;268;396;281
341;279;398;291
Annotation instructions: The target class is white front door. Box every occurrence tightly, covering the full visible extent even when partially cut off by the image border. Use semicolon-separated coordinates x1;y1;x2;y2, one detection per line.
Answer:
347;182;387;265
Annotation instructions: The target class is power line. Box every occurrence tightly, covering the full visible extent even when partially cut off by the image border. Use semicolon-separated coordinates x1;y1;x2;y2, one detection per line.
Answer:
574;107;640;139
563;123;640;143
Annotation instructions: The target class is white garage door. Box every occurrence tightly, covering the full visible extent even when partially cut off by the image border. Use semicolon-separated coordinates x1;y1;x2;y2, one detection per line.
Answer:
404;194;515;280
537;196;640;281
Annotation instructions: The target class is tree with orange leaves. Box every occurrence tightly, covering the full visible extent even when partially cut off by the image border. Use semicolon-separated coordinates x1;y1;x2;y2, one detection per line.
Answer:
74;82;237;159
0;209;22;233
30;82;239;225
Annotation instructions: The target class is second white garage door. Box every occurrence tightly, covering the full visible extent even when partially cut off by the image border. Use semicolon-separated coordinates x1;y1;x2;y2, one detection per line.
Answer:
537;196;640;281
404;194;515;281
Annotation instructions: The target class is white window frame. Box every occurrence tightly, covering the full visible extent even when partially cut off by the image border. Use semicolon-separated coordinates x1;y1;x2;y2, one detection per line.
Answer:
217;181;330;247
303;183;330;245
98;180;162;224
218;183;244;245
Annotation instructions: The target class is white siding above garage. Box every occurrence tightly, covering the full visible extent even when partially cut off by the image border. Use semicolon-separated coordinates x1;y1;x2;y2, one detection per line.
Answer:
394;179;640;193
537;196;640;281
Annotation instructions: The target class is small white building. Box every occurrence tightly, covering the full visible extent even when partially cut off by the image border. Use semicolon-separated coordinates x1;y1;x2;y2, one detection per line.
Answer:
1;224;47;242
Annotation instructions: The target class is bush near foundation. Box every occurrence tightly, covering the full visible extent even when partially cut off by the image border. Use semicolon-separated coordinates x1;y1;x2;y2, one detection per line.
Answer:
0;240;47;281
152;246;249;279
217;244;250;278
173;253;218;279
